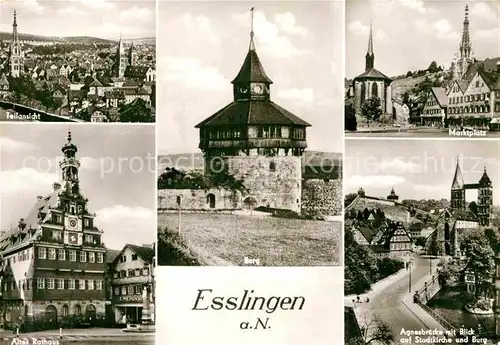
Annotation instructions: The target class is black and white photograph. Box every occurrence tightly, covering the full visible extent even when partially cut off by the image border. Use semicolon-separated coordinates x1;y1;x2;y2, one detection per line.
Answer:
0;124;155;344
344;0;500;138
344;139;500;344
156;1;343;267
0;0;156;123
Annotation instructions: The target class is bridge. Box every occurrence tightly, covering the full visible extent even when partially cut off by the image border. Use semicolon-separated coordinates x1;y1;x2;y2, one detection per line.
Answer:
0;101;84;122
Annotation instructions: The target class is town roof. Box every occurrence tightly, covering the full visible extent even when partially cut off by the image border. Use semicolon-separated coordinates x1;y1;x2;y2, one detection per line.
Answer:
0;73;8;85
430;87;448;108
0;188;60;254
354;68;392;81
195;100;311;127
477;70;497;90
105;90;125;99
453;209;477;222
106;249;121;264
111;244;154;265
232;48;273;84
481;57;500;73
124;66;151;79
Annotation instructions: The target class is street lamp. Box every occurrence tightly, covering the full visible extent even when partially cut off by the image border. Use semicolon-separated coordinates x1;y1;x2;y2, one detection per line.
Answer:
429;254;432;275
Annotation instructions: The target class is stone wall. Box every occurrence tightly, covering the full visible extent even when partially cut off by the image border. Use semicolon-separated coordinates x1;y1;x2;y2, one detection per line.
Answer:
158;188;241;211
226;156;302;213
301;179;342;219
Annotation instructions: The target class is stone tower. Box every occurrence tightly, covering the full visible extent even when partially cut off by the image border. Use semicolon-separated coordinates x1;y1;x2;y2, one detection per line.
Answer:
477;167;493;226
116;37;128;77
387;187;399;201
9;10;23;77
128;41;137;66
195;9;310;213
450;159;466;211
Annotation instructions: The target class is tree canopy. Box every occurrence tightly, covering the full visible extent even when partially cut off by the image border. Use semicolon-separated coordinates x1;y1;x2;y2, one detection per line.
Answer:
361;97;382;123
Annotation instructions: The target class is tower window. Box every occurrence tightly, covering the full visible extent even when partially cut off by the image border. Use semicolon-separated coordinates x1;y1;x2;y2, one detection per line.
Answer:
269;161;276;171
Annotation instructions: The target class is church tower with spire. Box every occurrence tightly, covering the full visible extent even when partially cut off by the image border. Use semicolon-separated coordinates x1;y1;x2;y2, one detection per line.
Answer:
450;158;466;211
115;36;128;77
128;41;137;66
352;22;393;118
453;4;474;80
9;10;23;77
195;8;310;213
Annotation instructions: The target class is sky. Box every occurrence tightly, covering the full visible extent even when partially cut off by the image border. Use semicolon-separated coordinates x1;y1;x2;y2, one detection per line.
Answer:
346;0;500;79
157;1;344;155
0;124;156;250
345;139;500;205
0;0;155;39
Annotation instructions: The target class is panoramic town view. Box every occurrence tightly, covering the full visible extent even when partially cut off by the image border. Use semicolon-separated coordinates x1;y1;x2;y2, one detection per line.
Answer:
345;1;500;137
0;1;155;122
0;125;156;344
344;139;500;344
156;3;344;267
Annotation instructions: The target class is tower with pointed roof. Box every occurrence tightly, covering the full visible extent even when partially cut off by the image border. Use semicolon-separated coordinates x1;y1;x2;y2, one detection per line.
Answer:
450;158;466;211
195;8;311;212
115;37;128;77
387;187;399;201
452;4;474;80
128;41;137;66
0;131;106;322
352;23;393;119
8;10;23;78
477;167;493;226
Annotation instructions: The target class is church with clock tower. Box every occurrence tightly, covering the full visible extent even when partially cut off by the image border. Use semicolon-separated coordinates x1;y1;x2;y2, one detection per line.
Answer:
0;131;106;324
195;16;311;212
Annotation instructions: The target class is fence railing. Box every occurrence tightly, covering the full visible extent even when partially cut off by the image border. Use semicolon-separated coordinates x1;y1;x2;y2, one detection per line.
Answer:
414;276;457;332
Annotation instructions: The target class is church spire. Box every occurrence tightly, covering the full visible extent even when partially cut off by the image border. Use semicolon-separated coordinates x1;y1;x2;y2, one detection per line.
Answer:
365;21;374;71
12;10;18;41
460;4;472;59
451;157;464;189
249;7;255;51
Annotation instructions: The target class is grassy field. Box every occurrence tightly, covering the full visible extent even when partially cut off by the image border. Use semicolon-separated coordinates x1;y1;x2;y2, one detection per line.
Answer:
158;212;342;266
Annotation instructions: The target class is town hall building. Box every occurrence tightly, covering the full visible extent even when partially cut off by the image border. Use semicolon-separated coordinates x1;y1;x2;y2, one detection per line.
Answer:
0;131;107;326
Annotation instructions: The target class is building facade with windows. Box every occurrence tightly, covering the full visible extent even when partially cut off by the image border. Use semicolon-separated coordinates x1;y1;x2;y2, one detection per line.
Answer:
447;70;500;128
108;244;155;324
421;87;448;127
0;131;106;327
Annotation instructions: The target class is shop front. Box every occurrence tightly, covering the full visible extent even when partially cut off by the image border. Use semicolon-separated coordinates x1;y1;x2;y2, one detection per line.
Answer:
113;294;143;324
